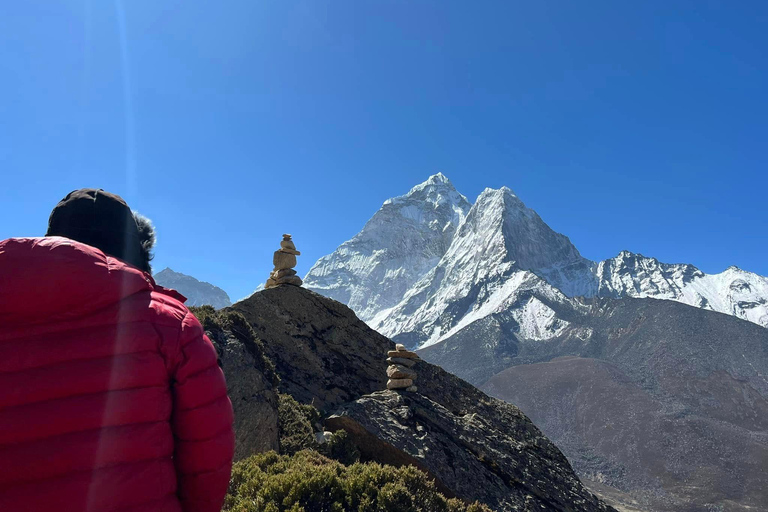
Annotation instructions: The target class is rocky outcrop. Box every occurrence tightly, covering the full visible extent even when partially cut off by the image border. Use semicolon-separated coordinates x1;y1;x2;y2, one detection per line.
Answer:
327;390;614;512
229;286;613;511
198;310;280;460
231;286;391;412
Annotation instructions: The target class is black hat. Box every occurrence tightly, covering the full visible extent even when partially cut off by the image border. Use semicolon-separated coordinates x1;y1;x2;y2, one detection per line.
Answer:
46;188;147;271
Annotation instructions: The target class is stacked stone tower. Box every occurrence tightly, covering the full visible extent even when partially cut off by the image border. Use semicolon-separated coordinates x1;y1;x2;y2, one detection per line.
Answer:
386;344;419;391
265;234;303;288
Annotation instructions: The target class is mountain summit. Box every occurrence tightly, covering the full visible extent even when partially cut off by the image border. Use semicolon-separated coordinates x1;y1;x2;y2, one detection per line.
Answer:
154;268;232;309
367;185;587;348
304;173;471;321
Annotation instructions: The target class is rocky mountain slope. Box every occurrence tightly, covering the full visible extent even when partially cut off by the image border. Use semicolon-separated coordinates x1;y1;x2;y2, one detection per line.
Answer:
193;306;280;460
212;285;614;511
420;292;768;511
328;389;603;512
154;267;232;309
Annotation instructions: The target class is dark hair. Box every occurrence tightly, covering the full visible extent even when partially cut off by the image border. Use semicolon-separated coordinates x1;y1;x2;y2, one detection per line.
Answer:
133;212;156;273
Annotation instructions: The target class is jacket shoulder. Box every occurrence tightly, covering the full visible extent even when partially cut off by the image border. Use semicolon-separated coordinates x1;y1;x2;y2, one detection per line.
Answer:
149;289;191;325
147;290;209;374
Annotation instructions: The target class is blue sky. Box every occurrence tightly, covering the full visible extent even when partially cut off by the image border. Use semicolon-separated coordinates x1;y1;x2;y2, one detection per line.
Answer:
1;1;766;301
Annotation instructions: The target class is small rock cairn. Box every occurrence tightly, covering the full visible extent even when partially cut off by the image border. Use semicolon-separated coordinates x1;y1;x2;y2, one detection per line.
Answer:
386;343;419;392
265;234;303;289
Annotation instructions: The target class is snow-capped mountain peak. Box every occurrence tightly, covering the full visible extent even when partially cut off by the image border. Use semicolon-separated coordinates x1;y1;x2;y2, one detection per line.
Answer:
595;251;703;298
368;185;589;348
387;172;463;202
153;268;232;309
382;173;470;229
304;174;472;322
475;186;586;272
400;171;451;194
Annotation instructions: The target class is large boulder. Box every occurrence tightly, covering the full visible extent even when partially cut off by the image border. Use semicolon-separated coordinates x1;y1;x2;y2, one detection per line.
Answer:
327;389;614;512
231;286;391;412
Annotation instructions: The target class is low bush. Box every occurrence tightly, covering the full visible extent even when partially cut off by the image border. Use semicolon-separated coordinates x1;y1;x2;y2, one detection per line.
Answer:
319;430;360;466
278;393;320;456
224;450;493;512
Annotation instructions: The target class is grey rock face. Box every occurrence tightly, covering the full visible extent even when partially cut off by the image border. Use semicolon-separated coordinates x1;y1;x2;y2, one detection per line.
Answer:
206;327;279;460
230;286;391;413
154;267;232;309
327;390;614;512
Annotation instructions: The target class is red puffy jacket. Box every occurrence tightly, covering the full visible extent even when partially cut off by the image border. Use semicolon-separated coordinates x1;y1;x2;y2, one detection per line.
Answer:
0;237;234;512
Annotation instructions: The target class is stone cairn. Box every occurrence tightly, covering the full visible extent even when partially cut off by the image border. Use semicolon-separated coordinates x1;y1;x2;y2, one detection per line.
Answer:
386;343;419;392
265;234;303;289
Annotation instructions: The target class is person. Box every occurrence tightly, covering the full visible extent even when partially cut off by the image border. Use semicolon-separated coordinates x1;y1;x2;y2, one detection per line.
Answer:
0;189;234;512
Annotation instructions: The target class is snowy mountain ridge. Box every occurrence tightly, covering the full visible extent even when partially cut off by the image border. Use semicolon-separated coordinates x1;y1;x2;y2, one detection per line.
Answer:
304;174;768;347
594;251;768;327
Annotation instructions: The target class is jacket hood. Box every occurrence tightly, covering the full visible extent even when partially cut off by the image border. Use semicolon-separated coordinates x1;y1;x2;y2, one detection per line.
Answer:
0;237;183;326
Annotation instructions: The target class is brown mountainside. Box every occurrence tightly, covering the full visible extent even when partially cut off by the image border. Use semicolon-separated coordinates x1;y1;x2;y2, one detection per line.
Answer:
421;295;768;511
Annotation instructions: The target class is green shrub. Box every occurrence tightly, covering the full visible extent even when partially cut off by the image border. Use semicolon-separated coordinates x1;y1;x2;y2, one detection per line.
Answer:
189;304;219;332
224;450;493;512
278;394;320;455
